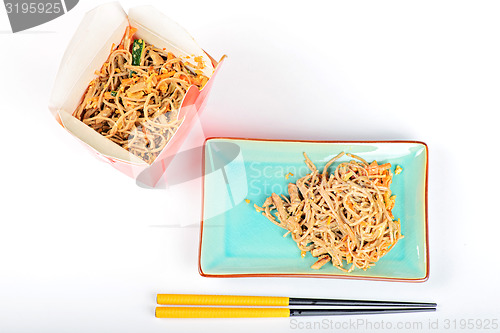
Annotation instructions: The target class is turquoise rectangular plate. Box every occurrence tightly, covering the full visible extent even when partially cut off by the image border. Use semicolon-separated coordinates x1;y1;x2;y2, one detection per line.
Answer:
199;138;429;281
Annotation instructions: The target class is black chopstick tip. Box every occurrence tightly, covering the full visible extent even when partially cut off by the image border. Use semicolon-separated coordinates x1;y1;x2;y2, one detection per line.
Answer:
289;297;437;308
289;307;437;317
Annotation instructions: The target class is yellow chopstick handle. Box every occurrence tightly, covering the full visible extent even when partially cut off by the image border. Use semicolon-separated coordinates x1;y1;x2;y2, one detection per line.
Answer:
157;294;289;306
155;307;290;318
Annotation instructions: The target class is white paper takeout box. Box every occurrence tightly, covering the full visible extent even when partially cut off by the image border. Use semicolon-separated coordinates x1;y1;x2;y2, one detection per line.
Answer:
49;2;224;187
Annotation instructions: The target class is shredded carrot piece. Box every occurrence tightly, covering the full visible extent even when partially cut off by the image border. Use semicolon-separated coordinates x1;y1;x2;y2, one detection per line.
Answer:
121;78;135;85
128;27;138;38
156;72;175;81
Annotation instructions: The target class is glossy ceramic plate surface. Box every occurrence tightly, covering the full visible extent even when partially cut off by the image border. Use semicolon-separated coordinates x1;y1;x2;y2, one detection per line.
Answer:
199;138;429;281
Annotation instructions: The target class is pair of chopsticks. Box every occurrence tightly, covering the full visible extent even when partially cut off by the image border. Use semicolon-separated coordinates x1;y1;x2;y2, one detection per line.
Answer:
155;294;437;318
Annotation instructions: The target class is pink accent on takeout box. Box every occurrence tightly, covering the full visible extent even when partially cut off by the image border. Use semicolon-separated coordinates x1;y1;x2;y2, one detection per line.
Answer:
49;3;224;187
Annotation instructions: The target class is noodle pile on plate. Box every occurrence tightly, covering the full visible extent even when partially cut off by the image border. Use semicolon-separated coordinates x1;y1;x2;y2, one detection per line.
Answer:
74;26;210;164
257;152;403;272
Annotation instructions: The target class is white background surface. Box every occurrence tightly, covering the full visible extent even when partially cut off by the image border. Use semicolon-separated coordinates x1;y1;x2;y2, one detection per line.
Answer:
1;0;499;332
